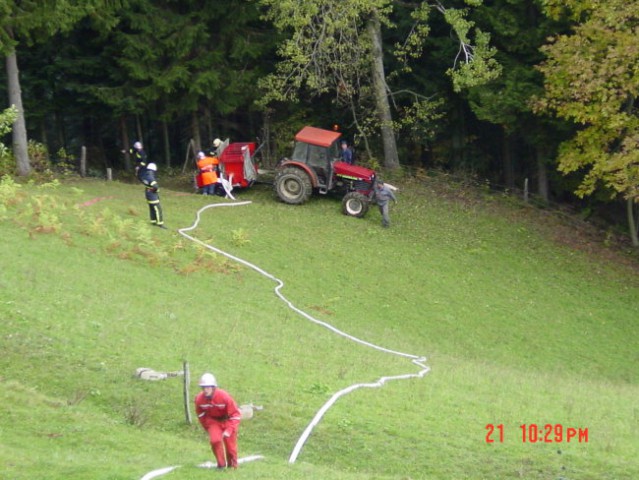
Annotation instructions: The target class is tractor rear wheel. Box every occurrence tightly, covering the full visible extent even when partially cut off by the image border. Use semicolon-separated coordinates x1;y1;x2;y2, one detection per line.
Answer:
342;192;370;218
274;167;313;205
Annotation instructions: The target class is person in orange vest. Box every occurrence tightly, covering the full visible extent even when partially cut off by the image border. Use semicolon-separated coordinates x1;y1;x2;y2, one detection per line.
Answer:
196;151;219;195
195;373;242;469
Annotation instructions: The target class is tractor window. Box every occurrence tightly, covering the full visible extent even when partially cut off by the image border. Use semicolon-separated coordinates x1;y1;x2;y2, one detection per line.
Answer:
292;142;308;162
328;141;340;161
308;145;330;186
307;145;328;168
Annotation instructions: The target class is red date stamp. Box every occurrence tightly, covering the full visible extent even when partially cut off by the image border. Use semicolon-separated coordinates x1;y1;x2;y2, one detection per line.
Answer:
485;424;589;443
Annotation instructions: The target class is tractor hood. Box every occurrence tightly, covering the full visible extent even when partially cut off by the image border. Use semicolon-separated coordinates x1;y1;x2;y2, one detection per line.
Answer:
333;161;376;182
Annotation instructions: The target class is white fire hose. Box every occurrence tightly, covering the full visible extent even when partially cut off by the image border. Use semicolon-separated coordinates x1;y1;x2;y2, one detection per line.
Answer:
141;201;430;478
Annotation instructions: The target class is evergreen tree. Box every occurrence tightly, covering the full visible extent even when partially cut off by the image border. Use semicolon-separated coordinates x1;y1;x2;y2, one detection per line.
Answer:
90;0;273;164
465;0;571;198
0;0;119;175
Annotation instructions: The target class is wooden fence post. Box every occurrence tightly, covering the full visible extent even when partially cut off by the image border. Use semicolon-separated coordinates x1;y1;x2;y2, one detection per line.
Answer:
80;146;87;177
183;360;192;424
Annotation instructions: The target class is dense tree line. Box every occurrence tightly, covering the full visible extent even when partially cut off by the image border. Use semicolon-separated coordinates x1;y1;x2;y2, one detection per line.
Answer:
1;0;638;244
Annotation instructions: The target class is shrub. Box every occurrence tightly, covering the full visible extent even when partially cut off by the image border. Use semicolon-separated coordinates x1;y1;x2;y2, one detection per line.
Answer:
0;106;17;176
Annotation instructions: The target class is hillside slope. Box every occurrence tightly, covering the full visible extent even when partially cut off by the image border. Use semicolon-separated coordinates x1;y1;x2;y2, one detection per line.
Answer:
1;177;637;479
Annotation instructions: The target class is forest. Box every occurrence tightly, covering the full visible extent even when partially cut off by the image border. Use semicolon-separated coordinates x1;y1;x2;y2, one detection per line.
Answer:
1;0;638;245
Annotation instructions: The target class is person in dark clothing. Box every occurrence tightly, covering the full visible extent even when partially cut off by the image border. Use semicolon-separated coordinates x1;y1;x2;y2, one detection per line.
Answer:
130;141;148;180
372;180;397;228
139;163;166;228
340;140;354;165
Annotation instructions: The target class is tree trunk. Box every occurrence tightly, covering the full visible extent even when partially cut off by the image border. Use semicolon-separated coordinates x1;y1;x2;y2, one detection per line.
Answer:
367;14;399;170
204;104;213;146
502;129;515;189
120;115;131;171
5;47;30;176
451;103;467;169
135;114;143;144
535;146;549;203
39;118;48;148
262;109;272;167
55;109;66;153
162;119;170;168
627;197;639;247
191;111;201;153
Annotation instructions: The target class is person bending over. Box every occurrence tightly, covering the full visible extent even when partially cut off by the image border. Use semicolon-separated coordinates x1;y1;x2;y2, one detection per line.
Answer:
194;372;242;469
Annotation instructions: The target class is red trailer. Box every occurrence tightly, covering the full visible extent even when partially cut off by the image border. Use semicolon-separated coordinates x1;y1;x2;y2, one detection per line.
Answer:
195;139;259;195
218;141;258;188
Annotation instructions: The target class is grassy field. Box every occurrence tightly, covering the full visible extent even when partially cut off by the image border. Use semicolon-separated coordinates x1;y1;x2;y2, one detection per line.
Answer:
0;174;637;479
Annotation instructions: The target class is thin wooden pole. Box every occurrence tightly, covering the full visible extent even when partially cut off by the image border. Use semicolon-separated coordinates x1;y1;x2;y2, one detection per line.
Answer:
80;146;87;177
183;360;192;424
182;139;195;173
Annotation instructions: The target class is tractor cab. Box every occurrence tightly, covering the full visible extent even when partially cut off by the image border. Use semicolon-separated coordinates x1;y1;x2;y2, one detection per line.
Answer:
290;126;342;191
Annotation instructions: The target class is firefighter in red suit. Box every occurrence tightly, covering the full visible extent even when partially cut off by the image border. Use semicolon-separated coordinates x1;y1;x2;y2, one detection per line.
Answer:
194;373;242;469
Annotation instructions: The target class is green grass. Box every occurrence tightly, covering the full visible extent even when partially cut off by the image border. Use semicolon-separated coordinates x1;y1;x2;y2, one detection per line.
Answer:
1;175;637;479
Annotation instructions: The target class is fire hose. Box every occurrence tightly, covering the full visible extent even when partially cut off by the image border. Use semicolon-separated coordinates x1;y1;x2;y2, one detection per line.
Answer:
141;200;430;478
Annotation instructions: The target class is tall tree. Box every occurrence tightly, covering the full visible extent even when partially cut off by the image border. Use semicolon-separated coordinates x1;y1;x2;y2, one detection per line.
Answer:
257;0;499;170
3;27;28;175
534;0;639;245
0;1;117;175
465;0;570;197
90;0;272;164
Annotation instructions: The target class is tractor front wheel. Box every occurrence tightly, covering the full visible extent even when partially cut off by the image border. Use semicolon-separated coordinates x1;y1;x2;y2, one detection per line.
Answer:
274;167;312;205
342;192;370;218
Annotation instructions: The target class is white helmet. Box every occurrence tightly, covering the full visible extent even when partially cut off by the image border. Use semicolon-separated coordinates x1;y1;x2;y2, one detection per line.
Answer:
133;141;142;150
213;138;221;147
146;163;157;171
199;373;217;387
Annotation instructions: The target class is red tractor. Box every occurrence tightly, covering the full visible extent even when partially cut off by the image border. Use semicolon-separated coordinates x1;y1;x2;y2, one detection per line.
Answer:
274;126;377;217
